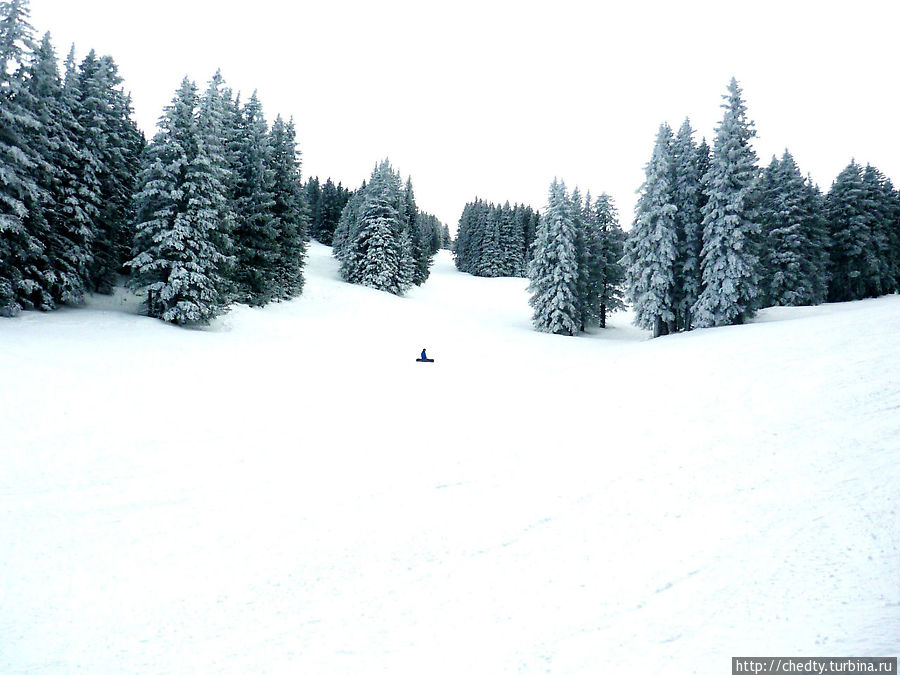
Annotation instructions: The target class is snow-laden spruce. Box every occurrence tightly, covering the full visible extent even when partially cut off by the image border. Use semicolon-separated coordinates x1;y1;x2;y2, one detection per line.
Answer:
128;78;233;325
1;0;50;317
623;123;679;338
758;151;829;307
693;78;761;327
825;162;898;301
590;194;626;328
671;118;704;330
527;179;581;335
333;159;438;295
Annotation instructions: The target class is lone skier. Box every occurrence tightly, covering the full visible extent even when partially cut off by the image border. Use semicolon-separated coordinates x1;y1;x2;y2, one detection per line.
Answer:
420;348;428;361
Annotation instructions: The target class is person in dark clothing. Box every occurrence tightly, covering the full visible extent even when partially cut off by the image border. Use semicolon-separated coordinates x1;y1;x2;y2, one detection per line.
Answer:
420;348;428;361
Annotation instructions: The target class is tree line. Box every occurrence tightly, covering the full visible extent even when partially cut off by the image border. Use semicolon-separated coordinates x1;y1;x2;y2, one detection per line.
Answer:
305;176;352;246
453;200;540;277
623;77;900;337
1;0;143;316
1;0;450;324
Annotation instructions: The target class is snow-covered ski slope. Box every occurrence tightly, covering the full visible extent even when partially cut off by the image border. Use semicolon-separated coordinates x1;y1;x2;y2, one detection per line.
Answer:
2;243;899;673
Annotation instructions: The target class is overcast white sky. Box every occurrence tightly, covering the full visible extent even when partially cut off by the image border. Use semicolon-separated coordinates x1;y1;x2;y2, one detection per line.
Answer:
28;0;900;232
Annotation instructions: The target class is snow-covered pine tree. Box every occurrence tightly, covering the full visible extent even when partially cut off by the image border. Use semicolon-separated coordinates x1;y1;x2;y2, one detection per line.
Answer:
13;26;58;313
478;204;503;277
74;50;142;294
332;187;362;263
128;78;231;324
575;190;598;330
671;118;703;330
349;162;403;293
317;178;341;245
758;151;815;306
425;212;443;255
883;177;900;292
403;177;432;285
452;201;473;271
441;223;451;249
860;164;895;297
0;0;48;316
196;69;238;300
268;114;307;299
570;186;591;330
498;201;524;276
338;160;412;295
594;193;626;328
527;179;580;335
622;123;679;337
22;32;89;308
825;160;869;302
232;91;279;305
28;36;98;306
693;78;761;327
305;176;322;241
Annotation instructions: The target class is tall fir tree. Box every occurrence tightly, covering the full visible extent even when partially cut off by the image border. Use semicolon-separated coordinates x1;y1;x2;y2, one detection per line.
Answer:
671;118;703;330
757;151;830;307
25;32;94;307
232;91;279;305
693;78;761;327
268;114;307;299
0;0;47;316
317;177;340;245
128;78;232;324
860;164;895;297
622;123;679;337
527;179;580;335
196;69;238;299
74;50;142;294
593;194;626;328
825;161;870;302
336;160;414;295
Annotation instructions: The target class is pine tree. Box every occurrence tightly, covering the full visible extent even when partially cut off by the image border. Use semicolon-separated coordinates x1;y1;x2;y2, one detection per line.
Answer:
232;91;279;305
826;161;869;302
671;118;703;330
21;33;90;308
594;194;626;328
478;204;503;277
623;123;679;337
861;164;895;297
196;69;238;299
317;178;340;245
801;177;830;305
128;78;231;324
336;160;412;295
305;176;321;241
693;78;761;327
570;187;591;329
31;37;96;306
527;179;580;335
268;114;307;299
403;177;432;285
759;152;813;306
0;0;46;316
74;50;142;294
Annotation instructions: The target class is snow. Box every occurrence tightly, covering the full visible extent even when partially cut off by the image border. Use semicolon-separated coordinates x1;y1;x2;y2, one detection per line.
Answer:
2;243;898;673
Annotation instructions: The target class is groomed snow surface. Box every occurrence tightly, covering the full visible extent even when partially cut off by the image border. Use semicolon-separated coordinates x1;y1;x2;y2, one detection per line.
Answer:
2;243;898;673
